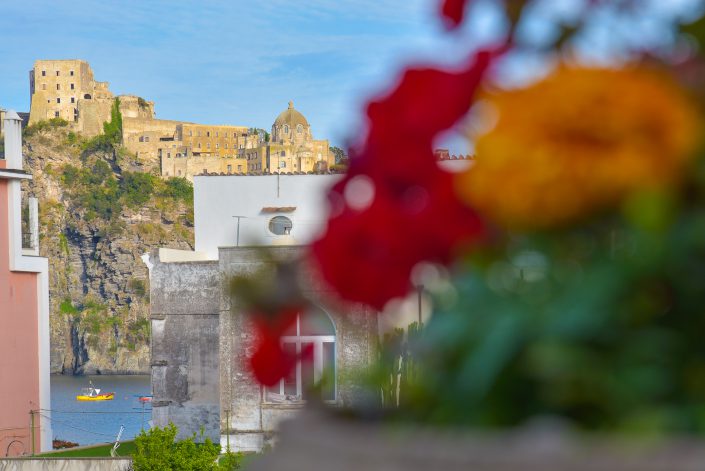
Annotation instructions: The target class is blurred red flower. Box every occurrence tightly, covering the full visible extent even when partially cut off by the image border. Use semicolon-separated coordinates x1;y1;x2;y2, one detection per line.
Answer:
248;308;313;386
440;0;471;30
312;50;492;310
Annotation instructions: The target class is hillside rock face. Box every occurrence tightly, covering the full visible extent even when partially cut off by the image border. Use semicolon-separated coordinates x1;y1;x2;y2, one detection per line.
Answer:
22;128;194;375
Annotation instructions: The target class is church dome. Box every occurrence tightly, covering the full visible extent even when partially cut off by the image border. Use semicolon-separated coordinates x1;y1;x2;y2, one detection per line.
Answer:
274;101;310;129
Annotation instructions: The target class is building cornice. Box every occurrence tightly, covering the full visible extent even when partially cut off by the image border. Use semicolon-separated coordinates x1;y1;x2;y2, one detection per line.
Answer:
0;168;33;180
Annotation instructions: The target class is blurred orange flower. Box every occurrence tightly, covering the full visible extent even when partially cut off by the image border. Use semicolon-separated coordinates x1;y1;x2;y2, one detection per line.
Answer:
455;65;701;229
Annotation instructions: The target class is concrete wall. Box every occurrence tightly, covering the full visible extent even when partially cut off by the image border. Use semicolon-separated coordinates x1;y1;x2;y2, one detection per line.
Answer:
193;174;342;259
149;253;221;442
0;459;131;470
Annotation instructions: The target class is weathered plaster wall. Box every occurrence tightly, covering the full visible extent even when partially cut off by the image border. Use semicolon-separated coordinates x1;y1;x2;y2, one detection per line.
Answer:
0;458;131;470
218;246;378;452
150;253;221;442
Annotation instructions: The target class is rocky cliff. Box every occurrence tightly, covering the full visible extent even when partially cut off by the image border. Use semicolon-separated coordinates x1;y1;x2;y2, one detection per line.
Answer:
21;123;194;374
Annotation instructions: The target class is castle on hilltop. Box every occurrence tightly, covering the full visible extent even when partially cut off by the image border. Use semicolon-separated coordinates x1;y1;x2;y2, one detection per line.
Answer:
27;60;334;180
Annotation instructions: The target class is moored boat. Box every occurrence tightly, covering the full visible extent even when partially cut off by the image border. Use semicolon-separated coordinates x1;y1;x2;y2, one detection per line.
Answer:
76;382;114;401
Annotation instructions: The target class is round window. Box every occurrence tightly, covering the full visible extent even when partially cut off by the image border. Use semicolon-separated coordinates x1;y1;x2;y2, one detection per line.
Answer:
269;216;293;235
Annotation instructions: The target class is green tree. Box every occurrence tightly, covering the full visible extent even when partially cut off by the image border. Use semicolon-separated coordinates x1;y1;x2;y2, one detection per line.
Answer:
330;146;347;164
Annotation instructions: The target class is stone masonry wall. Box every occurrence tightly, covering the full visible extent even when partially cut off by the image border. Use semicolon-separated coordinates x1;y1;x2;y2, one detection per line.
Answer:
150;252;221;442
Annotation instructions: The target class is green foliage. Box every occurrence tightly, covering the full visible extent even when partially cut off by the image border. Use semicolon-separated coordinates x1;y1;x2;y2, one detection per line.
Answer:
59;299;79;315
126;318;150;350
58;233;70;256
330;146;347;164
77;298;114;335
24;118;69;137
121;171;156;208
389;209;705;436
376;322;422;408
217;452;244;470
160;177;193;202
103;97;123;144
80;98;123;154
81;134;116;154
132;423;223;471
41;440;137;457
65;131;78;145
128;278;147;297
76;160;121;221
61;161;192;222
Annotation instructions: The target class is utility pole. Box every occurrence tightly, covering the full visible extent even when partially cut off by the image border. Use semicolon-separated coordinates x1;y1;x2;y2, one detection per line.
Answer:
417;284;424;326
225;409;231;453
232;216;247;247
29;409;35;456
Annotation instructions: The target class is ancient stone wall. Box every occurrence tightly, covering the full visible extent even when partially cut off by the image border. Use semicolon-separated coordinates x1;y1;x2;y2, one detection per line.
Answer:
162;155;247;181
77;97;113;136
122;117;184;162
150;253;221;442
29;60;102;125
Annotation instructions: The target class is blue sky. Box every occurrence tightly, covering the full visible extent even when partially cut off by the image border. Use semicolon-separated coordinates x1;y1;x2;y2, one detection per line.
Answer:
0;0;701;151
0;0;497;150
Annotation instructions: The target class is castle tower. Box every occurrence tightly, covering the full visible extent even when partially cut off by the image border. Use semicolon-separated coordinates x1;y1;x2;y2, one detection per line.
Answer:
28;60;110;125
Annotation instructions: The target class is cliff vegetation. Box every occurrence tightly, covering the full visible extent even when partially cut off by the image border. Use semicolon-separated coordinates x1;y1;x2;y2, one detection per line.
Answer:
22;108;194;374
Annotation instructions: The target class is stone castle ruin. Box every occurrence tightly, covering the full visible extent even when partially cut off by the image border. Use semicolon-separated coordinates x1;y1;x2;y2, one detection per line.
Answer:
28;59;334;181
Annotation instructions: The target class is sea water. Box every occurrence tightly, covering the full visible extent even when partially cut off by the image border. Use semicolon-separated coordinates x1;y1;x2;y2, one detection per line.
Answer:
49;375;151;446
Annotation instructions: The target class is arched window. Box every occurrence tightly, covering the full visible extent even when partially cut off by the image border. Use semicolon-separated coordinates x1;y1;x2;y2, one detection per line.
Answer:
296;124;303;134
284;125;290;134
267;308;336;402
83;94;92;99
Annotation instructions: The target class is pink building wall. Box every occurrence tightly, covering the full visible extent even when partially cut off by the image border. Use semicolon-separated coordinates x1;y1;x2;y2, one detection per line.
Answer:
0;177;41;457
0;112;52;457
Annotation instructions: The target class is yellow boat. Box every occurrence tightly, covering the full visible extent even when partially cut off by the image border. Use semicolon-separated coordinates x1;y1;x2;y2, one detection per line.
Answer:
76;383;114;401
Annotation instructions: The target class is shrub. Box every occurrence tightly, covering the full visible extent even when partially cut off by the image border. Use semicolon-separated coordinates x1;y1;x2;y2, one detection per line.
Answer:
160;177;193;202
121;172;156;208
128;278;147;297
23;118;69;137
61;164;81;186
103;97;123;144
81;134;115;154
127;318;150;345
132;423;221;471
59;299;78;315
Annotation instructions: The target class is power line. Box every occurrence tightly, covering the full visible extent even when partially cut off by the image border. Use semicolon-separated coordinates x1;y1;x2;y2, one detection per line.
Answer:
40;409;145;415
38;413;122;439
